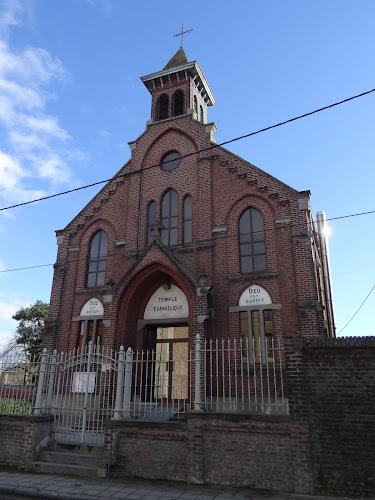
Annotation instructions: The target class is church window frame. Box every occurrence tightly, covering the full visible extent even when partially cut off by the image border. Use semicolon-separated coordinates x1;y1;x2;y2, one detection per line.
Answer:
79;318;104;350
161;189;178;247
160;151;181;172
183;195;192;245
77;298;104;351
172;90;184;117
156;94;169;121
230;286;281;364
199;105;204;122
239;309;274;363
239;207;266;273
86;230;108;288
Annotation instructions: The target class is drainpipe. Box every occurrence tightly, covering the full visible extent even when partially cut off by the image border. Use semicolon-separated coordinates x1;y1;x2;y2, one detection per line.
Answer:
316;211;336;337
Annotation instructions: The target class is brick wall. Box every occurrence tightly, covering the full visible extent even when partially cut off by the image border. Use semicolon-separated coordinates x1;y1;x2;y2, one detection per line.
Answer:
106;414;294;491
0;415;52;469
303;337;375;497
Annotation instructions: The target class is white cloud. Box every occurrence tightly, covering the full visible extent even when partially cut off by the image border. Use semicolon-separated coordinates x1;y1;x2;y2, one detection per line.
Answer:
0;151;45;203
0;296;31;347
0;4;81;211
0;0;23;39
81;0;112;18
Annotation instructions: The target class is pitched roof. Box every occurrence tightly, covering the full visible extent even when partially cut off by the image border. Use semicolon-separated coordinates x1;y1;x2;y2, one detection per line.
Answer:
163;48;189;70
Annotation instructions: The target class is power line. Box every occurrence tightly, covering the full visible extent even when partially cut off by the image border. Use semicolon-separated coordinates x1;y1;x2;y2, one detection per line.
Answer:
337;284;375;335
1;206;375;274
1;87;375;213
0;263;54;273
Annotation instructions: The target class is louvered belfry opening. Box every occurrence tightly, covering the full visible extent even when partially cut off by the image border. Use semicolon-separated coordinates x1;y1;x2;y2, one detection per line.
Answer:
173;90;184;116
194;95;198;114
199;105;204;122
157;94;169;121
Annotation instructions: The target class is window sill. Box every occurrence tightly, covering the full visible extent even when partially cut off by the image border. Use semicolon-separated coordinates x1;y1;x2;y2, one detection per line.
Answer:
75;285;112;294
227;270;279;282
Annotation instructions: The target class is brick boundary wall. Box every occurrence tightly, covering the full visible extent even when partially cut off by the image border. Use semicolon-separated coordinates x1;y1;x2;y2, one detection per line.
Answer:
302;336;375;498
106;414;295;492
0;415;53;469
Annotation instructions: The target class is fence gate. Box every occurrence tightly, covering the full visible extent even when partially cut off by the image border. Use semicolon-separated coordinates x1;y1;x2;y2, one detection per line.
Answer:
51;344;117;444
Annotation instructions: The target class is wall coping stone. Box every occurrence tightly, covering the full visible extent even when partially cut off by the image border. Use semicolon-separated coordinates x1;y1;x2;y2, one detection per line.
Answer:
105;419;187;429
303;336;375;349
0;414;53;422
106;413;290;426
183;412;290;422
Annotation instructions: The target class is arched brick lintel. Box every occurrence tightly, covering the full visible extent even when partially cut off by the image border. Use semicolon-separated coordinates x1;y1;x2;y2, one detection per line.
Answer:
116;262;196;351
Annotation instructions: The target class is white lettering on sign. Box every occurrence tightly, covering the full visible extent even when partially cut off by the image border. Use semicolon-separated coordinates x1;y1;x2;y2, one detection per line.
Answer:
144;284;188;320
239;285;272;306
80;298;104;317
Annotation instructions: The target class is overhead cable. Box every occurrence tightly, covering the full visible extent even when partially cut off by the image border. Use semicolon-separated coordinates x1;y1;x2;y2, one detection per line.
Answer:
1;87;375;212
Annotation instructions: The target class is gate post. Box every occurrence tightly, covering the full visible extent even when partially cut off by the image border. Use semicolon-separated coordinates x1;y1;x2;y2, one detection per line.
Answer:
45;349;57;412
194;334;202;411
123;347;133;418
113;346;125;420
33;348;48;415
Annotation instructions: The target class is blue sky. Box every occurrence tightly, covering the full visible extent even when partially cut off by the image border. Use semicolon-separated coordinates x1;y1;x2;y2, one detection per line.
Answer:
0;0;374;344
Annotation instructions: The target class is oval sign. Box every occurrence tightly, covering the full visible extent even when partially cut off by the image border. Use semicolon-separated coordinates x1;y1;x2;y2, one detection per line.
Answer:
239;285;272;306
144;284;189;320
80;298;104;317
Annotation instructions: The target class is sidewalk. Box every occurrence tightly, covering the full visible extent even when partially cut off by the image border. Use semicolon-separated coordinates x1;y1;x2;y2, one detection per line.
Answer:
0;469;361;500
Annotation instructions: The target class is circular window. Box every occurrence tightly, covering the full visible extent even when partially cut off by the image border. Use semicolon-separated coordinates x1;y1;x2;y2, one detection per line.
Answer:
161;151;181;172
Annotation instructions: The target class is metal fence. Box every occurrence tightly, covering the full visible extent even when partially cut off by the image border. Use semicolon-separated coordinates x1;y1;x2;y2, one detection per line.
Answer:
0;336;287;441
0;350;39;415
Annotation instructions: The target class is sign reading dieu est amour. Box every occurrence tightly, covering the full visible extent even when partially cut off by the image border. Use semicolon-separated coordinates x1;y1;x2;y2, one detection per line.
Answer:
144;284;189;320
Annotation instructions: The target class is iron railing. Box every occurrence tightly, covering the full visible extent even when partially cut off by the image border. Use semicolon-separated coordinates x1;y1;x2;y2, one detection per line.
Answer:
0;350;40;415
0;337;288;426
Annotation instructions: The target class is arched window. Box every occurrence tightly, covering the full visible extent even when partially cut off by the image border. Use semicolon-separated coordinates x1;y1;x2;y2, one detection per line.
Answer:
161;189;178;246
172;90;184;117
199;105;204;123
239;208;266;273
183;195;192;245
78;298;104;350
193;95;198;115
235;285;275;363
87;230;108;287
157;94;169;121
147;201;156;245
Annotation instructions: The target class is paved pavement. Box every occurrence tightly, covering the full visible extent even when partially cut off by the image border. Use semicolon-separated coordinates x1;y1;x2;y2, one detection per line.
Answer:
0;469;363;500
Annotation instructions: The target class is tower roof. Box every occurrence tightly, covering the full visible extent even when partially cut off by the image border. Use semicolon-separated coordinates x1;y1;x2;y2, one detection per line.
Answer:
163;48;189;70
141;53;216;107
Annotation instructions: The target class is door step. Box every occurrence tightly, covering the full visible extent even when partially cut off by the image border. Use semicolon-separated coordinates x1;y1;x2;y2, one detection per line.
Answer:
29;441;106;478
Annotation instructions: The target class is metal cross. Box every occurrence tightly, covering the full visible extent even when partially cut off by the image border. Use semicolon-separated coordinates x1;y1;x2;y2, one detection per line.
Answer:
173;23;193;49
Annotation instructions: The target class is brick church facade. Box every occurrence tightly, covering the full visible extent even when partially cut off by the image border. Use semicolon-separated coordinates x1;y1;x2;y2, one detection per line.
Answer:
5;48;375;499
44;47;335;356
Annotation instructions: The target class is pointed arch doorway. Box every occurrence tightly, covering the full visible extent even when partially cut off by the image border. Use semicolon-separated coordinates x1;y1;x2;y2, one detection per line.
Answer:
140;283;189;402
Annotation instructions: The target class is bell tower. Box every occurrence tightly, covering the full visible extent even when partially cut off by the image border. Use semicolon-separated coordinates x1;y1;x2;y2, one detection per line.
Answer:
140;48;215;125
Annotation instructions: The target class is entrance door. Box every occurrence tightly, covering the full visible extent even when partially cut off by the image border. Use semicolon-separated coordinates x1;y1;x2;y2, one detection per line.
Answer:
143;325;188;401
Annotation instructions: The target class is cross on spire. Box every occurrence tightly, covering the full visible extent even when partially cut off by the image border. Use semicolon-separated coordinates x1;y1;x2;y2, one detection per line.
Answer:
173;23;193;49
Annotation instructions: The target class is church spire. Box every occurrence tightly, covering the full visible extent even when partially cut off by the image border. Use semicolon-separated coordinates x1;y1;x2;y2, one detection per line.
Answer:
163;47;189;71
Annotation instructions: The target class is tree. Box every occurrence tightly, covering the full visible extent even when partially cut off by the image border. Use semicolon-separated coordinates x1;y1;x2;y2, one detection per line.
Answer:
12;301;49;358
